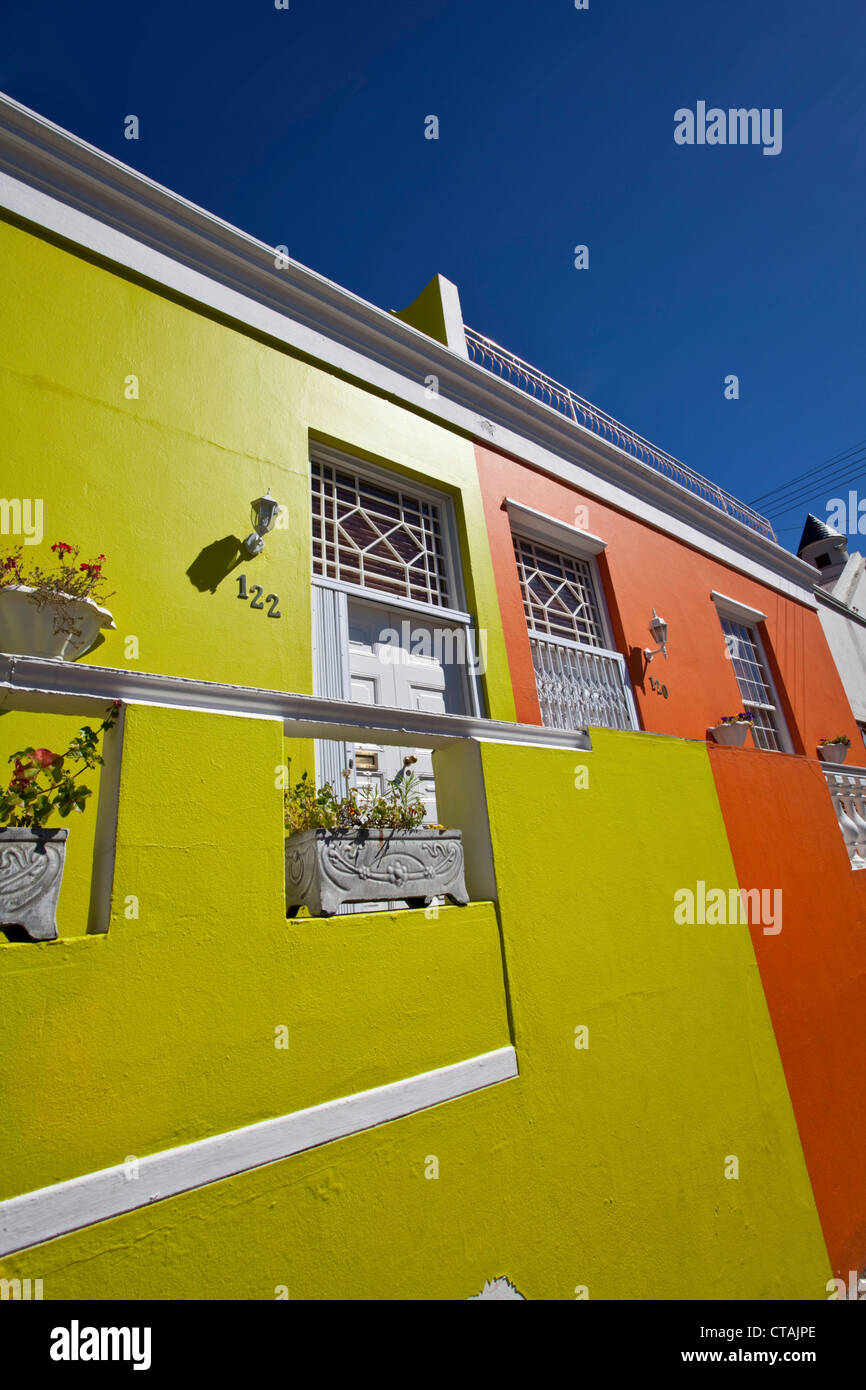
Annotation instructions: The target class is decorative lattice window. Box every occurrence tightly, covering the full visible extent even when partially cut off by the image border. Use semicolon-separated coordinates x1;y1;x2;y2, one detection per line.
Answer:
311;460;450;607
720;618;785;752
513;534;606;647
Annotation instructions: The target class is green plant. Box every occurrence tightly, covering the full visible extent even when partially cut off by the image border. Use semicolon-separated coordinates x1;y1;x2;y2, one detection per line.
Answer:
0;702;120;829
819;735;851;746
285;760;429;835
0;540;114;636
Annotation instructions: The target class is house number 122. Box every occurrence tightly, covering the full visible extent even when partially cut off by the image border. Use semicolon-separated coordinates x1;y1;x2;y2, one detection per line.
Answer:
237;574;281;617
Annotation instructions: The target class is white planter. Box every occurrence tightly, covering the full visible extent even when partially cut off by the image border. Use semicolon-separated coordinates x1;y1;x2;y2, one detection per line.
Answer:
818;743;848;764
0;585;115;660
708;722;751;747
285;827;470;917
0;827;67;940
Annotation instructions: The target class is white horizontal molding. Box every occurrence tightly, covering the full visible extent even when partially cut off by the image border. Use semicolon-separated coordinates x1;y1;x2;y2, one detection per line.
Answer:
504;498;607;557
710;590;769;625
0;95;821;606
0;1046;518;1257
814;586;866;630
0;654;593;751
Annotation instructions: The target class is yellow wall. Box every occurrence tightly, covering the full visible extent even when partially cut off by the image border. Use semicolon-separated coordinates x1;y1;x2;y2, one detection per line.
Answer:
0;215;514;720
0;706;510;1200
0;717;831;1299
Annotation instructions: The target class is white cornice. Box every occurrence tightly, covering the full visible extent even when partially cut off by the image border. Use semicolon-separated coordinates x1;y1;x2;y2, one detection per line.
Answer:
0;92;821;605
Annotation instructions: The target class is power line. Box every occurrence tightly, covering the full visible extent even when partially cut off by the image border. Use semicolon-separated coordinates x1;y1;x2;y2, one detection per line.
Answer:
760;458;866;516
763;453;866;520
751;440;866;508
761;458;866;519
751;438;866;504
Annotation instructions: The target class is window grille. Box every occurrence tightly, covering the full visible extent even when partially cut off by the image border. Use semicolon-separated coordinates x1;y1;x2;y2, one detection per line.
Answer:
512;534;606;647
529;637;636;731
311;460;450;607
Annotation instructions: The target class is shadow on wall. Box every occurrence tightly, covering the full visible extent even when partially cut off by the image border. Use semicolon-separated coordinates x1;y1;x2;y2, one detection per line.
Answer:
81;633;107;659
187;537;244;593
628;645;648;691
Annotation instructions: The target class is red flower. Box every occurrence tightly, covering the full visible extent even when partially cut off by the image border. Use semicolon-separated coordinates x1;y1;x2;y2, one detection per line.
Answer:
31;748;61;768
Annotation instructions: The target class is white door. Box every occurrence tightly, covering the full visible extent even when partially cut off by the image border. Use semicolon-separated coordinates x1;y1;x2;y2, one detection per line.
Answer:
347;599;464;821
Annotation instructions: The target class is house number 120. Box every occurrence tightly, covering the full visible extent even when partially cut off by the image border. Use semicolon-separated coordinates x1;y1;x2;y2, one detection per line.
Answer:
648;674;669;698
237;574;281;618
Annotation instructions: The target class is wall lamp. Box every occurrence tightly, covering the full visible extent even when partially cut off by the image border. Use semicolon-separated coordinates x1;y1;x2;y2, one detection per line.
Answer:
644;609;669;662
243;490;282;556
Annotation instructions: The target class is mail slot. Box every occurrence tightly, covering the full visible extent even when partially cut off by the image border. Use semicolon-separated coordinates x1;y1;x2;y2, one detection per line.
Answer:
355;751;379;772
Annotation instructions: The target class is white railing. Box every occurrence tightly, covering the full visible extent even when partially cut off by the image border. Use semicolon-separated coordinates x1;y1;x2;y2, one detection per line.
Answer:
823;765;866;868
464;327;777;543
530;637;637;732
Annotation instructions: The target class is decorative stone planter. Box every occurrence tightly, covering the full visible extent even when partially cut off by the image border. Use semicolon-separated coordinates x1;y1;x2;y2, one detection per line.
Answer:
285;827;470;917
818;743;849;764
0;827;68;940
708;722;751;747
0;585;115;660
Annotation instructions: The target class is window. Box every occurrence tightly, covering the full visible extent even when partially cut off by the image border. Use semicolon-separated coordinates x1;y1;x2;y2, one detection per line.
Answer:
512;534;606;647
720;617;787;751
311;458;450;607
511;529;637;733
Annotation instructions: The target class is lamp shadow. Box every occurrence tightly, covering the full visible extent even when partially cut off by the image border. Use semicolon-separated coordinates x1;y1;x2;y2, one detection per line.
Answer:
628;645;648;689
187;537;245;594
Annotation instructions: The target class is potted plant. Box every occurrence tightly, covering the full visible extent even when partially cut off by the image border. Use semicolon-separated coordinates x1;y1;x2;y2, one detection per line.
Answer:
818;735;851;764
285;761;469;917
0;703;119;940
708;711;755;747
0;540;115;660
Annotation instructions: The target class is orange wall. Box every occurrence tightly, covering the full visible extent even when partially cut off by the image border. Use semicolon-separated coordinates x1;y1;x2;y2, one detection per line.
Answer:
474;444;860;752
709;745;866;1279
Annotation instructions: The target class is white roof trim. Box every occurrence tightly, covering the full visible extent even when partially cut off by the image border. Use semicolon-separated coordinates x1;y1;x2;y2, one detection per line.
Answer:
0;92;821;607
503;498;607;556
710;590;769;625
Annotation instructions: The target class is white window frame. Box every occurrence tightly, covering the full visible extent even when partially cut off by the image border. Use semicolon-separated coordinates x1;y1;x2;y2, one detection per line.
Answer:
711;593;793;753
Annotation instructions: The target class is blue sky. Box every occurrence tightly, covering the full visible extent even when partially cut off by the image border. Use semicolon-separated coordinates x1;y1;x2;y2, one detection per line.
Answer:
3;0;865;550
